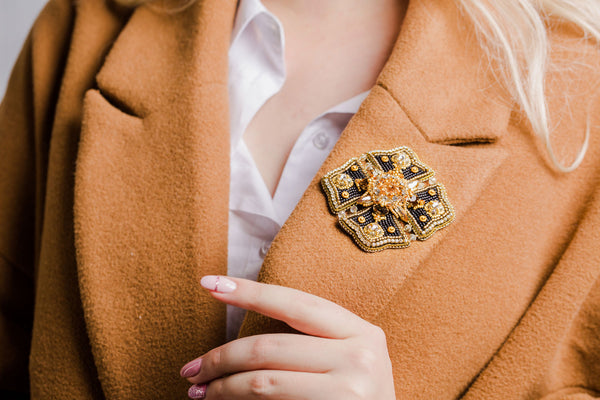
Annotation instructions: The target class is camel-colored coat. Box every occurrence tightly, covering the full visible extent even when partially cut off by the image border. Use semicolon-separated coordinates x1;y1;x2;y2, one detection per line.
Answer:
0;0;599;398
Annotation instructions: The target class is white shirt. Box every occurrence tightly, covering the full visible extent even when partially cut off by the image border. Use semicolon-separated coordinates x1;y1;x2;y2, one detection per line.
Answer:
227;0;369;341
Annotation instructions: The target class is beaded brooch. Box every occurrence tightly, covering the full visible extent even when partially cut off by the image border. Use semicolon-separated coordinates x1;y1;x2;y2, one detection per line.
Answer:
321;147;455;252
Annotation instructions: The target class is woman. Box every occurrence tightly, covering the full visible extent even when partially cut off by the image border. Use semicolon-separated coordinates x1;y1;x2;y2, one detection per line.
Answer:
0;0;599;398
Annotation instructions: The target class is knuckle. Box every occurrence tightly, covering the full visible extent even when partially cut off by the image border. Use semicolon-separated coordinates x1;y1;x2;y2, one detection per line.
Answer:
206;346;224;372
248;372;276;397
207;379;225;400
347;381;370;400
365;324;387;345
351;346;378;374
250;336;276;365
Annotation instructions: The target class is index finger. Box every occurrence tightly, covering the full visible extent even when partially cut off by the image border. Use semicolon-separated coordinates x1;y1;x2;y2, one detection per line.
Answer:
200;276;369;339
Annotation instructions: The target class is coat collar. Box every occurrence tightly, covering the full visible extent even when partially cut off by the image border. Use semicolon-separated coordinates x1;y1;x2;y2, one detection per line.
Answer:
94;0;512;143
377;0;512;144
74;0;511;397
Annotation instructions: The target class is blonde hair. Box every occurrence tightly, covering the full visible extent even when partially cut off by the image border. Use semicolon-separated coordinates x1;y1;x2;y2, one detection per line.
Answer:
113;0;600;171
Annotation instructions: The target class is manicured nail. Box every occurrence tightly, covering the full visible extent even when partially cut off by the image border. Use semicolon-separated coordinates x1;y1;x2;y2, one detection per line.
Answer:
201;275;237;293
180;359;202;378
188;384;207;399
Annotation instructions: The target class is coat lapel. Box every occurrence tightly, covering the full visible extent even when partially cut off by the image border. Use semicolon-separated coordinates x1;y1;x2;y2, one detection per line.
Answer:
74;0;237;397
241;0;511;329
239;0;512;397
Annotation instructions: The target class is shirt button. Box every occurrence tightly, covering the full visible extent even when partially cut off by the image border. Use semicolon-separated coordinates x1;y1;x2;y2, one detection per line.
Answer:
259;242;271;258
312;131;330;150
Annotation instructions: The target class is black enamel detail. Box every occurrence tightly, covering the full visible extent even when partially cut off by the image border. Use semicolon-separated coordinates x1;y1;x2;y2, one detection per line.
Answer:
338;186;362;204
346;168;366;180
416;187;440;203
408;207;431;229
378;214;402;237
352;211;375;226
375;156;396;172
401;166;426;180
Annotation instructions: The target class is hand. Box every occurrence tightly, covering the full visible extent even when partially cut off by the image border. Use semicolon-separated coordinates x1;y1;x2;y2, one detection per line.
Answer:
180;276;396;399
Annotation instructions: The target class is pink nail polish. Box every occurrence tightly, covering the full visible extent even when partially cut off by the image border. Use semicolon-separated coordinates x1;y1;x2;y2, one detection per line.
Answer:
180;359;202;378
188;384;207;399
201;275;237;293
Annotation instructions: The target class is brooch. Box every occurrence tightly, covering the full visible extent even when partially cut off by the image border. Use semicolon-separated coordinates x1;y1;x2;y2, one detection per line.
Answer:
321;147;454;252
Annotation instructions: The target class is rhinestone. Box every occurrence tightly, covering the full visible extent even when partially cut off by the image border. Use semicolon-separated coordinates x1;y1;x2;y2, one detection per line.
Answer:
418;182;426;189
425;200;445;217
349;205;358;213
362;223;385;240
331;173;354;190
395;153;411;168
409;234;417;242
429;177;437;185
356;178;368;191
373;205;389;215
404;224;412;232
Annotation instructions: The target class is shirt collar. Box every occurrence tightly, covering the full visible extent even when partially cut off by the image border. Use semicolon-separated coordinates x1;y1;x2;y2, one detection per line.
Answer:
322;90;370;116
231;0;278;46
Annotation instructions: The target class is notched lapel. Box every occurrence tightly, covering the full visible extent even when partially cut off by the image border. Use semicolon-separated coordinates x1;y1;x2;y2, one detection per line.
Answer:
239;0;515;395
239;85;508;336
378;0;513;145
73;0;237;397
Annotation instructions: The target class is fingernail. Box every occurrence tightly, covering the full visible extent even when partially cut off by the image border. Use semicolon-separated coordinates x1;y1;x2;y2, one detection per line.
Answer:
180;359;202;378
188;384;207;399
201;275;237;293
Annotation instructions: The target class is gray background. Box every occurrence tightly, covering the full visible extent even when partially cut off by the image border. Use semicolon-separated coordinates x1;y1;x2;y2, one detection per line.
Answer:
1;0;49;99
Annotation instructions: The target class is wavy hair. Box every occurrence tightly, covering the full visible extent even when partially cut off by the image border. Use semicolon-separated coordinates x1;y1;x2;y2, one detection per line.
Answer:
113;0;600;171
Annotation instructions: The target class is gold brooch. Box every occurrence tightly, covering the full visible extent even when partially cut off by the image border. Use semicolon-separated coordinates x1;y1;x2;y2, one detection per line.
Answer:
321;147;454;252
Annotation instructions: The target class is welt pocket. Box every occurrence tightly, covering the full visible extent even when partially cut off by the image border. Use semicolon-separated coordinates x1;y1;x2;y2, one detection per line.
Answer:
80;89;145;153
85;88;144;120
